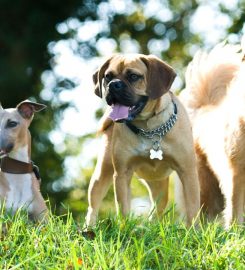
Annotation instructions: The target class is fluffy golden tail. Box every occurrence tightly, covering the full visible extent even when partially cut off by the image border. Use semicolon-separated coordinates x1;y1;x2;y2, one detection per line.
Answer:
181;42;242;110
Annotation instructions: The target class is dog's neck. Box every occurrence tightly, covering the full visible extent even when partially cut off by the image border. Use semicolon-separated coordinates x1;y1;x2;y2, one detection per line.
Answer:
8;145;30;163
133;93;174;129
8;131;31;163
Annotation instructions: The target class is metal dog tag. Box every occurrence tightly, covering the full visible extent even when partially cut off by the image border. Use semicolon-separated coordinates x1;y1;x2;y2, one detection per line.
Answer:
150;136;163;160
150;148;163;160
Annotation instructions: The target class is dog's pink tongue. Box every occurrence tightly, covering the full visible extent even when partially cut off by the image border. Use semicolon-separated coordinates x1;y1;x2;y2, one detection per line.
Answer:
109;104;129;121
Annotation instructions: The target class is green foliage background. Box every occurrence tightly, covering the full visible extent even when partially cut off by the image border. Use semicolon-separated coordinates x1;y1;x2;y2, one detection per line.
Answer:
0;0;244;216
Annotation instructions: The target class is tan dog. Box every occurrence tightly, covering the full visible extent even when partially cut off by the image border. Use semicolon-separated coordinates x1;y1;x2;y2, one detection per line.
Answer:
0;100;48;221
85;54;200;227
180;42;245;227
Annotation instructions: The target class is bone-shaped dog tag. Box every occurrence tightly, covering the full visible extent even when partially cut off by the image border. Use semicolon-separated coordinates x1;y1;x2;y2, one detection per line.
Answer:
150;149;163;160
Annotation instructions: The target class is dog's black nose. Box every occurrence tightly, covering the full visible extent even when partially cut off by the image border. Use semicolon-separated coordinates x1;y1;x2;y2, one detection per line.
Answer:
109;79;126;91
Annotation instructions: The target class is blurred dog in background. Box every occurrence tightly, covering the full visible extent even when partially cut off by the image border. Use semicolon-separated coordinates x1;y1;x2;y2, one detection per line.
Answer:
179;37;245;228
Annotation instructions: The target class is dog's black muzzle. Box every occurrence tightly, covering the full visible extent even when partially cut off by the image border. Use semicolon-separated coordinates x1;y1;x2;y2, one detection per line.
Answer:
105;79;136;107
109;79;126;92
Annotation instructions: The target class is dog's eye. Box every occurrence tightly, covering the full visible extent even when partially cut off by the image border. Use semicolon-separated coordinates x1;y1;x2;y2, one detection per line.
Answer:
128;73;142;82
6;120;18;128
104;73;113;82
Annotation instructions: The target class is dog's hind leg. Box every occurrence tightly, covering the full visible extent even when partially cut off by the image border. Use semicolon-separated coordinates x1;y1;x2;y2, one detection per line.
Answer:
143;178;169;218
222;174;244;227
197;151;224;219
231;176;244;224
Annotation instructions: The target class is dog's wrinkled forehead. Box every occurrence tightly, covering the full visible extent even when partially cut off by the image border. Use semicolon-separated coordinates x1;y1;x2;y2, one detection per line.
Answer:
107;54;147;75
94;53;176;99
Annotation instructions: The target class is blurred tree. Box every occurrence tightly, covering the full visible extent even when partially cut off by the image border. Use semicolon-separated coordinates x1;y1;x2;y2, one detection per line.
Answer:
0;0;244;216
0;0;81;105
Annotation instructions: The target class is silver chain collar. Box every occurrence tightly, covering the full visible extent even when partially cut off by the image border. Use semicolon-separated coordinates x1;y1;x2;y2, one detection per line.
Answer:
125;101;178;160
137;110;177;139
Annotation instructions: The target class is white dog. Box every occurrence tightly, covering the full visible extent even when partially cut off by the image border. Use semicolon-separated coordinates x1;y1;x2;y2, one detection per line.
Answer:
178;39;245;228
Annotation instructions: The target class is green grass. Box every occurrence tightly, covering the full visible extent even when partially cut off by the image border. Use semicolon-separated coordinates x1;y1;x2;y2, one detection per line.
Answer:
0;209;244;270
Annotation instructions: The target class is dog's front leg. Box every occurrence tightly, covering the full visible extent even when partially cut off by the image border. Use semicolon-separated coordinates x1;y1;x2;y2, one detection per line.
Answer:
85;129;114;227
31;193;49;223
85;159;114;227
113;168;133;217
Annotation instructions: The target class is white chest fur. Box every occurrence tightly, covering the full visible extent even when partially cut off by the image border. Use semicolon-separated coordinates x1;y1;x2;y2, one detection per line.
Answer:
2;145;34;212
4;173;33;212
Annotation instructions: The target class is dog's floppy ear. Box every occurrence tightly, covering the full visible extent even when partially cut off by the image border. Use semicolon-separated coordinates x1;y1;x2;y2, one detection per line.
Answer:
140;55;176;99
17;100;46;119
93;56;114;98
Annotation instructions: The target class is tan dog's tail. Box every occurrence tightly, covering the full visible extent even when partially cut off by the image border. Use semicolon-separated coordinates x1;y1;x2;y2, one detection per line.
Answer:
181;42;242;111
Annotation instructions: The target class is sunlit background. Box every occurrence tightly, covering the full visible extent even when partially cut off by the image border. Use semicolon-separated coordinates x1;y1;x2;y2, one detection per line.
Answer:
0;0;244;217
44;0;241;185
